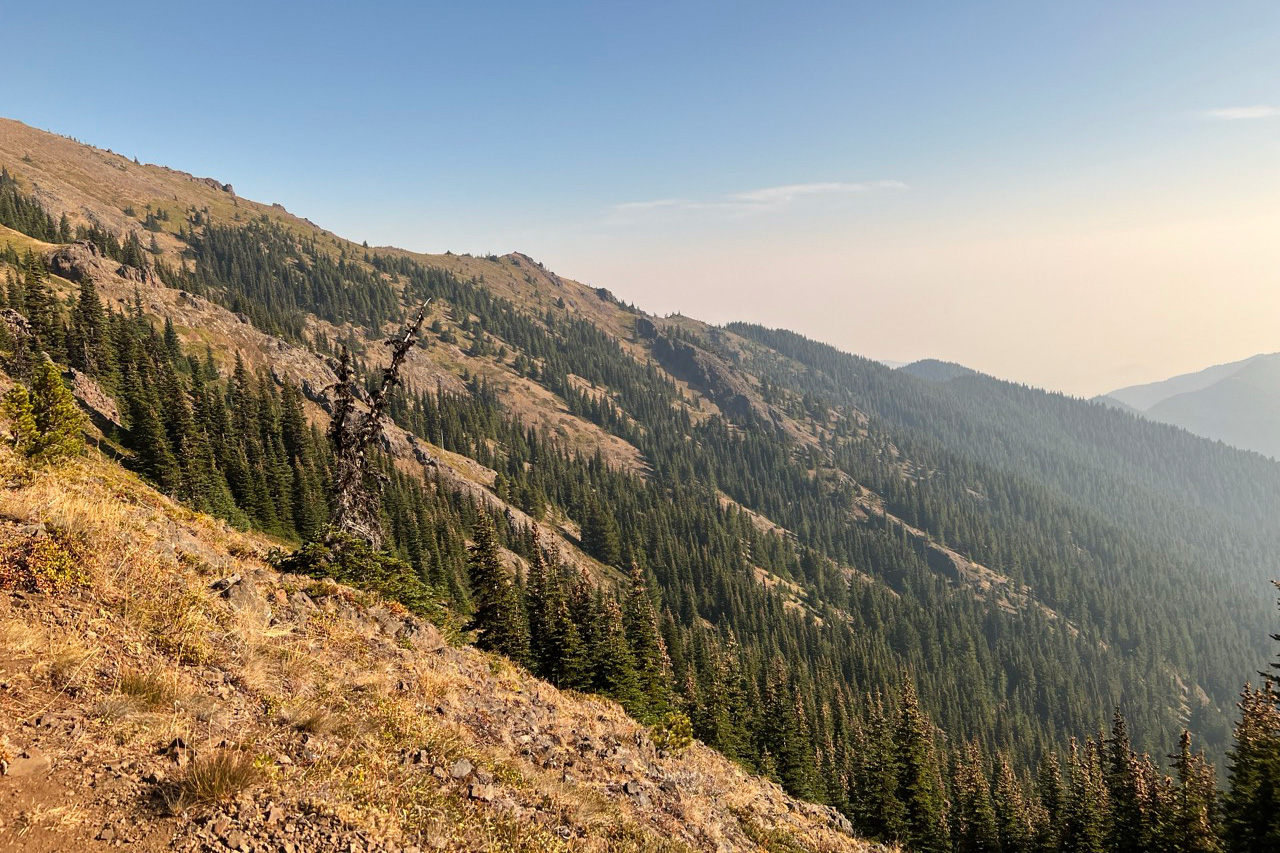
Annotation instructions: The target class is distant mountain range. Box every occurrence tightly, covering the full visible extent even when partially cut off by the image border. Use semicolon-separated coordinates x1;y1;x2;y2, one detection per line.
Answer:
4;115;1280;846
897;355;1280;460
1096;354;1280;459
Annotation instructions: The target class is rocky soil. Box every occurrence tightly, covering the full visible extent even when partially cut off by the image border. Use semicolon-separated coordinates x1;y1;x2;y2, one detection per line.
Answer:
0;454;886;852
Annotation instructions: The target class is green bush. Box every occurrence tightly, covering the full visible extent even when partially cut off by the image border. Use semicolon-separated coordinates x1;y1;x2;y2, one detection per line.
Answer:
651;711;694;756
268;531;455;632
0;530;88;593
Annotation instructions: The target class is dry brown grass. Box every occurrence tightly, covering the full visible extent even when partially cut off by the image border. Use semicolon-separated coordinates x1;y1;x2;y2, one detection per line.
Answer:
42;636;96;692
164;749;262;813
118;668;179;709
0;615;43;653
13;803;89;837
0;444;879;852
92;693;142;721
278;700;342;736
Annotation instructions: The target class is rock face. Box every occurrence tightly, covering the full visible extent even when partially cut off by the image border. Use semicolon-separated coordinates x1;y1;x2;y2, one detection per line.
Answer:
68;368;122;431
195;176;234;194
46;241;162;288
647;326;781;428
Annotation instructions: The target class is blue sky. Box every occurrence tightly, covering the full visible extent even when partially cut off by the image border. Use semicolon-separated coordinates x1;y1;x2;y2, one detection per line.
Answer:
5;1;1278;393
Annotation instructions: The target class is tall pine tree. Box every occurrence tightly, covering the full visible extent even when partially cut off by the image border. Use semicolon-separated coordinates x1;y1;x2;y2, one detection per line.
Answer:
465;513;530;666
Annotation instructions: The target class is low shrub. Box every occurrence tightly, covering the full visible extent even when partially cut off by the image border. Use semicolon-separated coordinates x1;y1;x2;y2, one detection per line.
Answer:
0;530;89;593
269;532;456;633
650;711;694;756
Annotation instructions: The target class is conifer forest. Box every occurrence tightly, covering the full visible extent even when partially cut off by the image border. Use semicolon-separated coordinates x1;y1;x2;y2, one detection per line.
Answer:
2;158;1279;853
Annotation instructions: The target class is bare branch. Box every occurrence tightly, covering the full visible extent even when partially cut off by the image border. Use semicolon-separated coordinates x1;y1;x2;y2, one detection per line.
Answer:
326;299;432;548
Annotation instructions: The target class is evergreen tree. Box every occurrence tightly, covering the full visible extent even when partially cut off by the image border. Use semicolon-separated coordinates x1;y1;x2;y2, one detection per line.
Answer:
122;362;180;491
623;564;672;721
163;316;182;363
5;267;23;314
3;383;38;457
592;596;642;713
1036;753;1066;853
69;277;108;376
1169;730;1224;853
1223;685;1280;852
1061;738;1108;853
3;360;85;464
580;496;621;565
892;677;949;853
525;539;591;689
465;513;530;666
23;262;64;360
688;630;755;766
992;753;1037;853
850;696;909;845
760;656;820;801
1104;710;1151;853
525;537;554;672
951;742;1001;853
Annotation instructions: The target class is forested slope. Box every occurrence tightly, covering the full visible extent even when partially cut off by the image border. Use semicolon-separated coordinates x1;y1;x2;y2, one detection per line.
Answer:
1;116;1277;852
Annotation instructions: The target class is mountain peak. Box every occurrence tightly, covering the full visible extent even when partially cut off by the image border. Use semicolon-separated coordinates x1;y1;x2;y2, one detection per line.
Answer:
898;358;979;382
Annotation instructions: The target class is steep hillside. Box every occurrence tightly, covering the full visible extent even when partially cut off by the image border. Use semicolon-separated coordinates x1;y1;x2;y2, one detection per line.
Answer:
1;115;1278;850
0;451;874;852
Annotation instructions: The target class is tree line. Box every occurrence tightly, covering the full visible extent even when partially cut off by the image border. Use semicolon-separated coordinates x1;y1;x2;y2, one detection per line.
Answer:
1;164;1277;851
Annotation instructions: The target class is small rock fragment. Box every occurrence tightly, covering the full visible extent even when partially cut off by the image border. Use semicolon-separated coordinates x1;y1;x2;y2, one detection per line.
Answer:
210;574;242;593
210;813;232;839
3;749;51;777
468;783;497;802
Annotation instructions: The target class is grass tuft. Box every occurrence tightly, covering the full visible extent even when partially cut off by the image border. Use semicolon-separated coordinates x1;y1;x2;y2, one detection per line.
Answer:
118;668;179;709
45;638;94;692
164;749;261;813
92;694;141;720
279;701;342;735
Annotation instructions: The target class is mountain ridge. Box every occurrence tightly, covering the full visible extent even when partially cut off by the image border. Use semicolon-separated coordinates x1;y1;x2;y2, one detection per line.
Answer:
1;115;1277;850
1101;352;1280;458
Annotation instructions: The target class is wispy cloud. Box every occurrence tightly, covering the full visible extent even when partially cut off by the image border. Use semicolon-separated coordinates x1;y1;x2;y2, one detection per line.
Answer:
612;198;693;213
611;180;906;218
729;180;906;205
1201;105;1279;121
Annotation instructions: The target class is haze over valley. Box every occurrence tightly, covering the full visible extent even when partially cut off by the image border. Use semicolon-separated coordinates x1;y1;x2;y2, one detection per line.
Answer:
1;3;1278;852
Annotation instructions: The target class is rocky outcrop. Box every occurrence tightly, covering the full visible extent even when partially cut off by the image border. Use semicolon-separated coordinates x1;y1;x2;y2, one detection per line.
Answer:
195;176;234;194
68;368;122;432
45;241;162;288
647;326;782;429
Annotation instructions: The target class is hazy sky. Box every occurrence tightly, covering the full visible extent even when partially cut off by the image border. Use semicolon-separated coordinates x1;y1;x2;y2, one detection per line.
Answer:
6;0;1278;395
